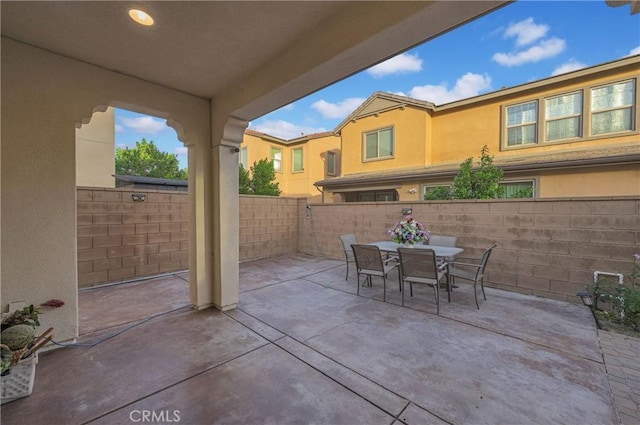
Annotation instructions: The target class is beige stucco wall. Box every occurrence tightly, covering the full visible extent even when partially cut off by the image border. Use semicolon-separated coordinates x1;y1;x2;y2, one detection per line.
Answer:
2;38;210;342
538;165;640;198
340;106;428;175
431;59;640;165
76;107;116;188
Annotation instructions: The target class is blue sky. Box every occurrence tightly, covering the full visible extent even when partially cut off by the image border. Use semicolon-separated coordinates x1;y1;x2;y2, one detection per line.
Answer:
114;1;640;170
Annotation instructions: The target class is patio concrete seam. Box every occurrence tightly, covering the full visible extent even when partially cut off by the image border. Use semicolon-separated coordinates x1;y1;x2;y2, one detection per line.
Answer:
271;338;412;421
81;341;273;425
233;306;414;419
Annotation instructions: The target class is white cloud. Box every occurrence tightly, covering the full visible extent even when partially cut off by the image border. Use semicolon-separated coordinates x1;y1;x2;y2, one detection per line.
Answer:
366;52;423;78
121;116;167;134
627;46;640;56
251;120;328;140
504;17;549;46
311;97;365;119
408;72;492;105
551;59;588;76
175;146;188;156
493;37;566;66
115;124;124;133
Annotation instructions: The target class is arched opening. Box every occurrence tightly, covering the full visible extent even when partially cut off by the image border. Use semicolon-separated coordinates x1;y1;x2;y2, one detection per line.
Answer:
75;106;191;335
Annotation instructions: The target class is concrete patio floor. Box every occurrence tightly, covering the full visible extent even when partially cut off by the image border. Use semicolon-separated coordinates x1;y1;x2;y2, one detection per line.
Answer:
1;254;627;424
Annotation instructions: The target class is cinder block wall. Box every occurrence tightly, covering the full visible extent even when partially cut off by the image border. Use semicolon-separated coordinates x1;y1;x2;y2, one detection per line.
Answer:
239;195;299;260
77;187;189;288
77;189;302;287
297;198;640;302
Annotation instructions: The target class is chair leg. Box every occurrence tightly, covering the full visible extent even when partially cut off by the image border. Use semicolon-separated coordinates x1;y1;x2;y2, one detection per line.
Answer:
473;283;479;309
356;272;361;296
401;279;405;306
345;259;349;280
383;276;386;302
446;275;451;303
480;278;487;300
434;284;439;315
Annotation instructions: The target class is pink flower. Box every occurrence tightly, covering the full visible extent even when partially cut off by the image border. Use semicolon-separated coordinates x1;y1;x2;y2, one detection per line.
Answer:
634;253;640;261
41;299;65;308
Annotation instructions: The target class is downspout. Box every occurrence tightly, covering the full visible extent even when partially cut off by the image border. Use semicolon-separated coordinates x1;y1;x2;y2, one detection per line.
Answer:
313;182;324;203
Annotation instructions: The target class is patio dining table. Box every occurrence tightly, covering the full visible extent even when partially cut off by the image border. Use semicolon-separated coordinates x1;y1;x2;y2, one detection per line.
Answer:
368;241;463;262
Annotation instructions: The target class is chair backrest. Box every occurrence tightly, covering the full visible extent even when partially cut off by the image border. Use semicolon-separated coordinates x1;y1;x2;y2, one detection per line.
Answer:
351;244;384;272
339;234;357;253
427;235;458;247
479;243;498;271
397;248;439;280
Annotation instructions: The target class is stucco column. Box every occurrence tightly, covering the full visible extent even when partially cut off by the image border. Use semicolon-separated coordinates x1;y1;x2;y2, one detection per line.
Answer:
188;142;213;309
210;116;247;310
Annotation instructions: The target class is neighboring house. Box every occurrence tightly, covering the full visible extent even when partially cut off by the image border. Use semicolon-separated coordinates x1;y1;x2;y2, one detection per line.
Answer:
316;55;640;202
241;129;341;202
76;107;116;188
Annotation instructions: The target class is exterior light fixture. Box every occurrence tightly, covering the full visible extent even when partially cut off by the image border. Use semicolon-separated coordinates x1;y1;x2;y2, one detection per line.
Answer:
577;291;603;329
128;9;154;26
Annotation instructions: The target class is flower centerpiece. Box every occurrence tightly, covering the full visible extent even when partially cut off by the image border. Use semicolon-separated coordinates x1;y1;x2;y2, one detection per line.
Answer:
387;215;430;246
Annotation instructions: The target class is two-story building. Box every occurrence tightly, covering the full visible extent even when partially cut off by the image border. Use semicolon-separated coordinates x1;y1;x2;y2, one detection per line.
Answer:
241;129;340;203
315;55;639;202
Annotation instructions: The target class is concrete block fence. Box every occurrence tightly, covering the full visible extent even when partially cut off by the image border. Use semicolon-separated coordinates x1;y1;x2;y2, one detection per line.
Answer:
297;197;640;303
77;187;189;288
78;188;639;303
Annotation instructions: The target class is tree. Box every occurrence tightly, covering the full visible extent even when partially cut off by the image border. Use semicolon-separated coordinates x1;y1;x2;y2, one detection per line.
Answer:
238;159;281;196
424;145;504;200
249;159;281;196
115;138;187;180
238;164;252;194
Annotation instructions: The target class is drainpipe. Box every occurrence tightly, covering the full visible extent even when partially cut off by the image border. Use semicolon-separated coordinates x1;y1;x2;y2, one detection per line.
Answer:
313;182;324;204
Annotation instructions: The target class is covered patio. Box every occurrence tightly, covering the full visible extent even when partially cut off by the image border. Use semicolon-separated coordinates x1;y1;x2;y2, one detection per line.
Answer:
2;254;623;424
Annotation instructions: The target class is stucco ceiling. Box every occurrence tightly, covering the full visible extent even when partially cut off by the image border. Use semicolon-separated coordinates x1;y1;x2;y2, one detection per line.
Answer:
1;1;509;118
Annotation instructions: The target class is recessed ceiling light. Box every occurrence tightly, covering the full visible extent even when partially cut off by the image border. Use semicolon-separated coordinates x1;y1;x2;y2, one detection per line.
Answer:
128;9;154;26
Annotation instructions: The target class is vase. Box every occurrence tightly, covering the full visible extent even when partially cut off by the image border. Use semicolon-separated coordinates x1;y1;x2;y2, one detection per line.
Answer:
403;242;415;248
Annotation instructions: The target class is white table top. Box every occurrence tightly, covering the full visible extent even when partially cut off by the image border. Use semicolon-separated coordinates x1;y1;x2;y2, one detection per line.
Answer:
369;241;463;259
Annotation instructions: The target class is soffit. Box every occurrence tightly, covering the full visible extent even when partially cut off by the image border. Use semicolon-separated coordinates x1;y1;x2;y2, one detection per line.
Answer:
0;1;347;99
1;1;510;120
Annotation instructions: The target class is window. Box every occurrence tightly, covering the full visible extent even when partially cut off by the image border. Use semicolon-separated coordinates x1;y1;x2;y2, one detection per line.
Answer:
239;147;248;169
356;190;397;202
292;147;303;172
271;147;282;172
363;127;393;160
422;184;450;200
545;92;582;141
499;180;535;198
506;101;538;146
591;80;635;135
326;151;337;176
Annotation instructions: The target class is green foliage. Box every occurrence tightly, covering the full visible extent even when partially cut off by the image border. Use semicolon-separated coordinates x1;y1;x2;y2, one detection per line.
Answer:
424;145;504;200
238;164;252;195
588;255;640;332
506;187;534;199
115;138;187;181
238;159;281;196
424;186;452;200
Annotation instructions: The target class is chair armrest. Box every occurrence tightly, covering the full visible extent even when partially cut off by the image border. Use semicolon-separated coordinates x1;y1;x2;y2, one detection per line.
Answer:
448;261;483;269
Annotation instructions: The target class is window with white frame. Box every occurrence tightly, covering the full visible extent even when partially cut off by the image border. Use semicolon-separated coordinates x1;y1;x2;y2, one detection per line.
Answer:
499;180;535;198
545;92;582;141
363;127;393;160
271;147;282;172
506;101;538;146
422;184;451;200
591;80;635;135
292;147;303;172
239;147;248;169
326;151;337;176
